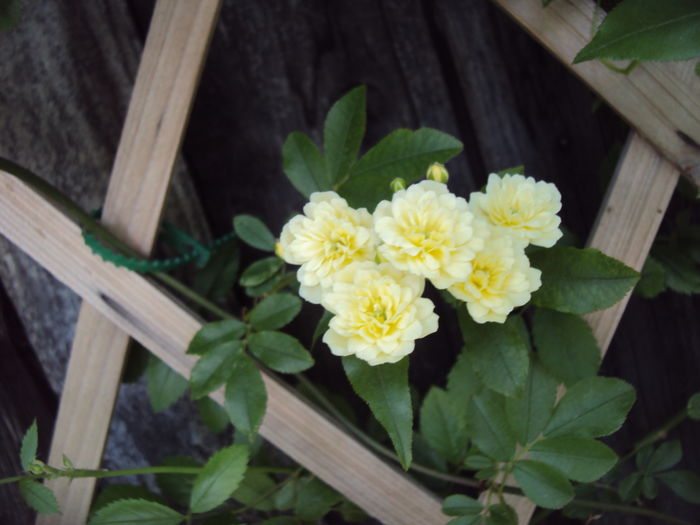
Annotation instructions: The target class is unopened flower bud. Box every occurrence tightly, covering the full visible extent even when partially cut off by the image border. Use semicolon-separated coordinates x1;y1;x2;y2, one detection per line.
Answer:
274;241;284;259
29;460;46;475
426;162;449;183
390;177;406;193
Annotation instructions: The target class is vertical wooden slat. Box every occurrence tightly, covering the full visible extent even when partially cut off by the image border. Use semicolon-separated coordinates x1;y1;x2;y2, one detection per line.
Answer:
38;2;221;523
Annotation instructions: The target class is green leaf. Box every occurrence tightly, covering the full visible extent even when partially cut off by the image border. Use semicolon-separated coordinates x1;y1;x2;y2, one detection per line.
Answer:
19;479;60;515
187;319;246;356
505;358;557;445
248;331;314;373
244;271;287;298
89;499;183;525
0;0;21;32
295;477;343;521
249;293;302;331
193;239;239;302
312;309;332;348
530;437;618;482
189;445;250;513
272;479;298;510
339;128;462;210
619;472;643;502
261;518;297;525
155;456;200;508
442;494;483;516
231;470;276;511
324;86;366;186
196;397;230;434
464;454;494;470
338;500;368;522
283;131;330;197
634;256;666;298
239;257;284;287
574;0;700;64
342;356;413;469
532;308;600;386
224;354;267;440
642;475;658;499
20;419;38;471
146;357;188;413
646;440;682;473
465;389;516;461
190;341;243;399
513;460;574;509
447;352;482;403
93;485;162;512
530;247;639;314
541;0;554;6
688;392;700;420
460;313;529;397
495;165;524;177
487;503;517;525
544;376;636;438
657;470;700;504
654;246;700;294
420;387;468;464
122;344;150;384
233;215;276;252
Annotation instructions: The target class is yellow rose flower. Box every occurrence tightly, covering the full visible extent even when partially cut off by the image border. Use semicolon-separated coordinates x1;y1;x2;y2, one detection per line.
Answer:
373;180;488;289
321;262;438;365
448;232;541;323
470;173;562;247
279;192;377;303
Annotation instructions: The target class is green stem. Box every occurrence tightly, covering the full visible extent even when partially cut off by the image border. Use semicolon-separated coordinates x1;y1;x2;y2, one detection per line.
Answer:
600;59;640;75
569;498;694;525
620;407;688;463
0;475;25;485
153;271;233;320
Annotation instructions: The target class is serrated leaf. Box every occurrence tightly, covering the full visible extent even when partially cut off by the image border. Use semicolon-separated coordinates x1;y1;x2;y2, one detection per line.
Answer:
324;86;366;186
342;356;413;469
420;387;468;464
447;352;482;403
544;376;636;438
283;131;330;197
231;470;276;511
465;389;516;461
634;256;666;298
574;0;700;64
224;354;267;440
196;397;230;434
20;419;38;471
190;445;249;513
442;494;483;516
295;477;343;521
155;456;200;508
645;440;682;473
513;460;574;509
339;127;462;210
0;0;21;32
487;503;517;525
530;247;639;314
249;293;302;331
248;331;314;373
688;392;700;420
19;479;60;515
657;470;700;503
193;239;239;303
233;215;276;252
239;257;284;287
530;437;618;482
532;308;600;386
146;357;188;413
619;472;643;502
190;340;244;399
187;319;246;356
92;485;162;512
89;499;183;525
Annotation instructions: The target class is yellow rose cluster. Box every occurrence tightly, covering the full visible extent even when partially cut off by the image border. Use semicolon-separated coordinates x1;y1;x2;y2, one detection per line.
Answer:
279;173;561;365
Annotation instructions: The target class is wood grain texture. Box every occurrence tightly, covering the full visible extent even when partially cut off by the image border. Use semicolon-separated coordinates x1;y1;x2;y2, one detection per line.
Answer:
492;0;700;178
0;172;448;525
38;2;222;523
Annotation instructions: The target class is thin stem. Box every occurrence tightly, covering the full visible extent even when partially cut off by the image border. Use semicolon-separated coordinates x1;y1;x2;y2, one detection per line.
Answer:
620;408;688;463
0;475;25;485
153;271;233;320
569;498;694;525
600;59;640;75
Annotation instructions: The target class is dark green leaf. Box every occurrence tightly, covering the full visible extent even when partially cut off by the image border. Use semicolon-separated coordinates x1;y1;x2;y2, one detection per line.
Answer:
635;444;654;471
231;470;276;511
642;475;658;499
189;445;249;513
190;341;244;399
283;131;330;197
233;215;276;252
463;454;494;470
239;257;284;288
338;500;368;522
541;0;554;6
442;494;483;516
487;503;517;525
420;387;468;464
248;331;314;373
295;477;343;521
155;456;200;508
495;165;524;177
122;344;150;383
447;517;481;525
340;128;462;210
465;389;516;461
20;419;37;471
513;460;574;509
146;357;188;413
646;440;682;473
342;356;413;469
93;485;162;512
187;319;246;356
619;472;643;502
0;0;21;31
224;354;267;440
89;499;183;525
446;352;482;404
249;293;302;331
193;239;239;302
634;257;666;298
688;392;700;420
244;271;287;298
530;437;618;482
530;247;639;314
532;308;600;386
657;470;700;503
654;246;700;294
574;0;700;63
544;376;636;438
261;518;297;525
196;397;230;434
312;309;332;349
324;86;366;186
272;478;298;510
19;479;60;515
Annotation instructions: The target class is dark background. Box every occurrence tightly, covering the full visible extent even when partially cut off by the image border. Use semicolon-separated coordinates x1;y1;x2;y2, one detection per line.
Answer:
1;1;699;523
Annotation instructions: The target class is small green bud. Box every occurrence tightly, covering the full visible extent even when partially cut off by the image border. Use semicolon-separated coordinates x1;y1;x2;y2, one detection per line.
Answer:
426;162;449;183
390;177;407;193
28;459;46;475
62;454;75;470
274;240;284;259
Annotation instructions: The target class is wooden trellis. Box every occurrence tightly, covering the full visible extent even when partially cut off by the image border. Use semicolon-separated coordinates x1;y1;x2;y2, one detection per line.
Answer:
0;1;697;524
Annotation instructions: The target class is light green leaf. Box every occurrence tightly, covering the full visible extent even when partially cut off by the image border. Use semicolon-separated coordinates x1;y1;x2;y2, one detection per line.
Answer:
646;440;682;473
294;477;343;521
574;0;700;63
446;352;482;404
224;354;267;440
239;257;284;287
283;131;330;197
513;460;574;509
619;472;643;502
530;437;618;482
634;256;666;298
249;293;302;331
487;503;517;525
20;419;38;471
187;319;246;356
324;86;366;186
688;392;700;420
465;389;516;461
92;485;162;512
89;499;183;525
248;331;314;373
231;470;276;511
193;239;239;303
190;340;244;399
342;356;413;469
146;357;188;413
196;397;230;434
460;313;529;397
0;0;21;32
189;445;250;513
233;215;276;252
420;387;468;464
532;308;600;386
19;479;60;515
155;456;200;508
505;358;557;446
339;128;462;210
442;494;483;516
657;470;700;504
544;376;636;438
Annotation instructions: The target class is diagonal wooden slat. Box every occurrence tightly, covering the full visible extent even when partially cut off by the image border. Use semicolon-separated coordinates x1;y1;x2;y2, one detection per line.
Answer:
38;2;222;523
0;171;449;525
